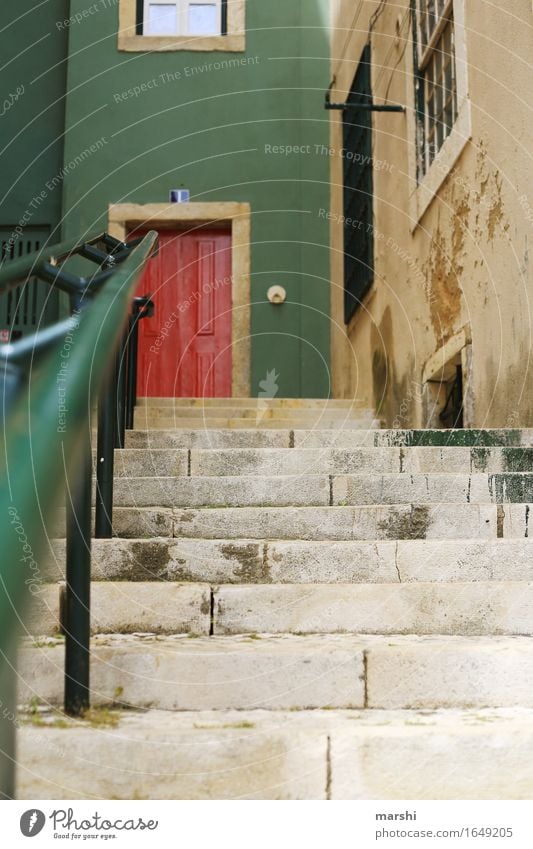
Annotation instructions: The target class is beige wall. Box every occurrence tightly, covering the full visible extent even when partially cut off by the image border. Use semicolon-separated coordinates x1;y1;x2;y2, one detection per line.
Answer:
329;0;533;427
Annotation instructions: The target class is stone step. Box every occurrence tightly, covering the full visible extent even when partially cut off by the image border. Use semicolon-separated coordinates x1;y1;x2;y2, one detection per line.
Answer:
106;472;533;506
171;505;497;540
19;634;364;711
49;503;533;540
112;475;331;507
29;580;533;639
213;582;533;636
45;537;533;584
187;447;533;476
18;634;533;710
124;428;533;450
98;445;529;480
17;706;533;800
134;406;376;420
126;429;292;448
136;397;368;408
111;446;533;479
293;428;533;449
136;417;381;430
25;582;211;637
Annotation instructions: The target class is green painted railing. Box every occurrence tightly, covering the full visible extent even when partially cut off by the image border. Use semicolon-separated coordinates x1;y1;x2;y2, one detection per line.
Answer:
0;230;158;799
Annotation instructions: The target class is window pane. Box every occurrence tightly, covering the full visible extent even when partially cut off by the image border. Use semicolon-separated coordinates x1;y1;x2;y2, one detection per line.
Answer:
188;3;219;35
419;14;457;175
419;0;452;51
146;3;178;34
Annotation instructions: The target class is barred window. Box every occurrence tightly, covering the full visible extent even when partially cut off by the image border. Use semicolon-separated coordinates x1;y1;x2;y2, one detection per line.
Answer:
416;0;458;174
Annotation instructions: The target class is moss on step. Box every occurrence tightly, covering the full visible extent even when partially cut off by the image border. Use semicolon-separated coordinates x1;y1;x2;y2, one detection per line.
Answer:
377;429;525;448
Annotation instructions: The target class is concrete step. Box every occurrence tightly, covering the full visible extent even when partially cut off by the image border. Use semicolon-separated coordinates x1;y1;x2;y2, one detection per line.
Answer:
126;429;293;449
294;428;533;448
134;406;377;421
107;472;533;506
25;582;211;637
124;428;533;450
188;447;533;476
213;582;533;636
50;505;499;540
19;634;364;711
17;707;533;800
136;417;381;430
136;397;369;408
18;633;533;711
28;580;533;639
171;504;497;540
115;447;533;481
112;475;331;507
45;538;533;585
50;503;533;539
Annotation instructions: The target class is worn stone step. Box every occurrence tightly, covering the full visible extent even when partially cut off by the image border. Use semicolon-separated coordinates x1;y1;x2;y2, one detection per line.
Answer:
112;449;187;477
50;507;174;539
293;429;533;448
17;706;533;800
18;634;533;711
213;582;533;636
189;447;533;476
123;428;533;450
32;580;533;639
332;473;533;505
45;538;533;584
112;475;331;507
171;505;496;540
106;471;533;506
136;397;368;408
25;582;211;637
135;406;376;421
18;634;364;711
138;417;380;430
126;429;293;449
50;502;533;539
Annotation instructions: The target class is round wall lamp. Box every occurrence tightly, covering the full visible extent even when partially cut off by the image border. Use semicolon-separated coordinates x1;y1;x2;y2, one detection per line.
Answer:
267;285;287;304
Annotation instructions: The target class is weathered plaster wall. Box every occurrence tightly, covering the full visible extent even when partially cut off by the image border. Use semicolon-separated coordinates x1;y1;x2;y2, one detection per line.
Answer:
330;0;533;426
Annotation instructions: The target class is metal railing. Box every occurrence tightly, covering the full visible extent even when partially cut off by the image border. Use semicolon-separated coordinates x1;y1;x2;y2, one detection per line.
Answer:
0;230;158;799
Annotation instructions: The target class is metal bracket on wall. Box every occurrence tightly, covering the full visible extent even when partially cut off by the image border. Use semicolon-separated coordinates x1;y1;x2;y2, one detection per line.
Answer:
324;81;405;112
325;102;405;112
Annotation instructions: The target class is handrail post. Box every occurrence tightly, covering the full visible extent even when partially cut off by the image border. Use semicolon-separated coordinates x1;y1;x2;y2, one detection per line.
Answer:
95;365;117;539
115;331;127;449
125;296;154;431
125;314;139;431
64;425;92;715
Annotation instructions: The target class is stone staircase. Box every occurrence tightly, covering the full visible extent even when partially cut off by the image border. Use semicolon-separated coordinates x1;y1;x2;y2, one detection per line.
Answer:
17;399;533;799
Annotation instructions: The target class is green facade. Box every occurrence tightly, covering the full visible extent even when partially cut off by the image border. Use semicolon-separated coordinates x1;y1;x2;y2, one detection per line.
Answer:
1;1;69;241
2;1;331;396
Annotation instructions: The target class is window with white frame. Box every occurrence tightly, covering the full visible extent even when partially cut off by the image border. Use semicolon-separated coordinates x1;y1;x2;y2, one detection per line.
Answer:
141;0;225;36
415;0;458;175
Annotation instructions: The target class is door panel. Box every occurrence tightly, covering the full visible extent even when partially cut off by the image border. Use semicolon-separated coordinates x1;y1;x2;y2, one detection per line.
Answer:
133;228;232;397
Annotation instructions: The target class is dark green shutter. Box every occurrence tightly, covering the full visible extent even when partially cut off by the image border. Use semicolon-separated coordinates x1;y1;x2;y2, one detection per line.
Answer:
343;44;374;323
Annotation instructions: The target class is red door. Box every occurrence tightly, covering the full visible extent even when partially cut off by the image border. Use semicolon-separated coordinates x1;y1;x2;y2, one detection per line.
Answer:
133;228;232;397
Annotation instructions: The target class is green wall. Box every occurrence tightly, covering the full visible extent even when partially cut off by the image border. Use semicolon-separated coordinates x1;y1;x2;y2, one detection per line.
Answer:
0;0;69;238
60;0;331;396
